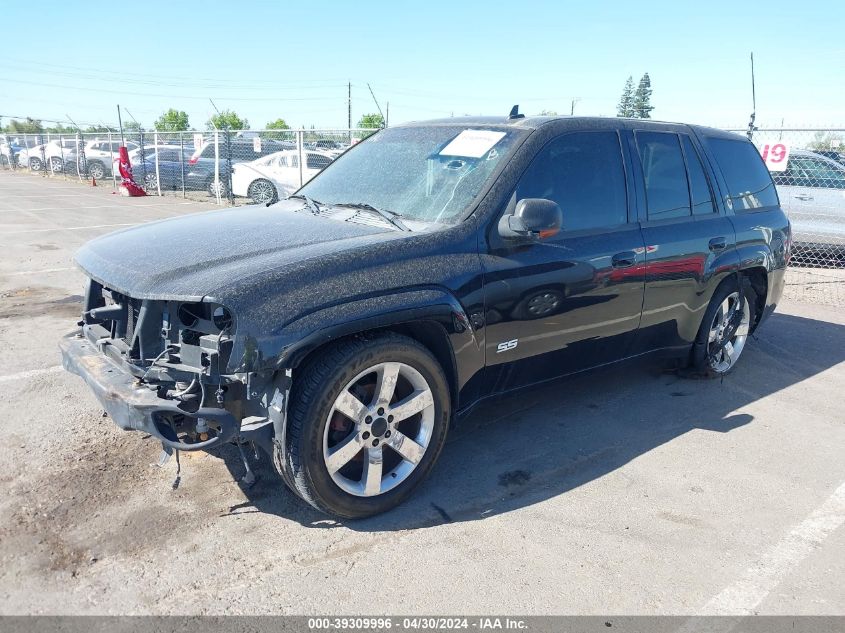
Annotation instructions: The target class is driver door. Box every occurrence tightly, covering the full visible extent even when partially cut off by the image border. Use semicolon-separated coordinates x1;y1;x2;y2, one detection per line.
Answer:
481;129;646;393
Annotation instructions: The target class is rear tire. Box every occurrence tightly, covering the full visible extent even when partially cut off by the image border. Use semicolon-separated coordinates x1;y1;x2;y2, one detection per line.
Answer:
88;161;106;180
49;157;63;173
282;333;451;519
691;277;754;376
248;178;278;204
208;177;230;198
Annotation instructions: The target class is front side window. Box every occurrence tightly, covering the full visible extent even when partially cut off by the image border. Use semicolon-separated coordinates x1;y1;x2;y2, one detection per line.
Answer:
706;138;779;211
515;131;628;232
635;131;691;220
300;126;525;223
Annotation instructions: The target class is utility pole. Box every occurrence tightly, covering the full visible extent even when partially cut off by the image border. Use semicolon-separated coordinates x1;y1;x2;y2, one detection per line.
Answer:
570;97;581;115
386;102;389;128
348;81;352;142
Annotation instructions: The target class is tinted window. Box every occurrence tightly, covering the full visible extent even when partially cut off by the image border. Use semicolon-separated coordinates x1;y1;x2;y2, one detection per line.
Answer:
789;156;845;189
681;136;715;215
157;149;178;162
636;131;691;220
707;138;779;211
307;153;332;170
516;131;628;231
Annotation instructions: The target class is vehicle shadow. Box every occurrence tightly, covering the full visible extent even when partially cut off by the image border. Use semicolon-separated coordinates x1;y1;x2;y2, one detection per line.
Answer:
217;312;845;531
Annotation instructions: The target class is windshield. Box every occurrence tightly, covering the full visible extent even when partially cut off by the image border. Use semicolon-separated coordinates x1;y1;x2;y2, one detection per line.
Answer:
298;126;524;223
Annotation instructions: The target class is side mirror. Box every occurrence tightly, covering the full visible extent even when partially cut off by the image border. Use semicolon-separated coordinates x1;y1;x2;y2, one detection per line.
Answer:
498;198;562;240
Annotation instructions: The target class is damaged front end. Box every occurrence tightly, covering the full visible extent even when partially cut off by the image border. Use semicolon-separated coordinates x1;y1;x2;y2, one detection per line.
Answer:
60;278;287;465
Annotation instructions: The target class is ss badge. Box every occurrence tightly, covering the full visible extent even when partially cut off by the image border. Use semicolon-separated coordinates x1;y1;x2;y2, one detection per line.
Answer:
496;339;518;353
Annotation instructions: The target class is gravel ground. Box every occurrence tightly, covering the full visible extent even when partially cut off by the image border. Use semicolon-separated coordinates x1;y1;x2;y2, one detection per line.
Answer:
0;170;843;616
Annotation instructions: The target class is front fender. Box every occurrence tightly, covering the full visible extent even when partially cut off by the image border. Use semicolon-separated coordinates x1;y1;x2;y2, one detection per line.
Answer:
250;287;484;394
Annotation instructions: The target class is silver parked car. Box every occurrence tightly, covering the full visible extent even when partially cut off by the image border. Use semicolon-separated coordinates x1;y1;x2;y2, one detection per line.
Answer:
772;149;845;265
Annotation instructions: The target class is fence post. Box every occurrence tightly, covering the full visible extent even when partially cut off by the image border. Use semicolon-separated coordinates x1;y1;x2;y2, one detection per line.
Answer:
108;131;117;190
225;128;233;205
297;129;304;188
38;133;47;176
138;129;147;188
214;130;221;205
179;132;186;199
154;131;162;196
57;134;64;177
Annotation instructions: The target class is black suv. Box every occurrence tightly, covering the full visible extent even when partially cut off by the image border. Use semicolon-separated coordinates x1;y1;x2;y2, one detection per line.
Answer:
60;115;790;518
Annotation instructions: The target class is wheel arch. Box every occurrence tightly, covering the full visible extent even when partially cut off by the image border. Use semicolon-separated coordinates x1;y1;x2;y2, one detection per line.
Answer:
275;288;482;411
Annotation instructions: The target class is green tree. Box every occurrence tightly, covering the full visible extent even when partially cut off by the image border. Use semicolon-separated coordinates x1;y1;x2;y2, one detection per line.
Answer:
538;109;559;116
154;108;190;131
617;76;635;117
357;113;384;129
266;118;290;130
265;118;291;140
809;131;844;151
45;123;76;134
632;73;654;119
123;121;141;132
8;118;44;133
207;109;248;131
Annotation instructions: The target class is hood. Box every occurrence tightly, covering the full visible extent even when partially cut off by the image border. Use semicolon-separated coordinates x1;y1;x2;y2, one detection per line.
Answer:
75;200;398;301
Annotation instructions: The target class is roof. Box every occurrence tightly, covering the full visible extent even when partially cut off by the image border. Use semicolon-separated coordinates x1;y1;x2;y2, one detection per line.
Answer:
395;114;747;140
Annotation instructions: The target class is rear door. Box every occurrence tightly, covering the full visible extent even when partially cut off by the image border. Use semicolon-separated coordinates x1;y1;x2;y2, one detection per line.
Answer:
628;128;737;353
482;129;646;392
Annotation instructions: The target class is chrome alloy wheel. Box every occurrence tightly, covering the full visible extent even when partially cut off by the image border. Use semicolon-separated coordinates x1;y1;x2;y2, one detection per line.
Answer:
707;291;750;373
322;361;435;497
249;179;276;204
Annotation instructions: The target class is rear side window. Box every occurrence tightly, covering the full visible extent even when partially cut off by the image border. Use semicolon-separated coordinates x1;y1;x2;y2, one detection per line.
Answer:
635;131;691;220
307;153;332;170
516;131;628;232
707;138;778;211
681;136;715;215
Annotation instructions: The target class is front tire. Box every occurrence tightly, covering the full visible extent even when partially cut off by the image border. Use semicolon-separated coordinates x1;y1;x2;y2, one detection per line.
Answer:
283;333;451;519
691;278;753;376
29;157;43;171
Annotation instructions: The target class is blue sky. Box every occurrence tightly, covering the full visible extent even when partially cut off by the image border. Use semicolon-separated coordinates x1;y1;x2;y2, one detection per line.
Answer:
1;0;842;131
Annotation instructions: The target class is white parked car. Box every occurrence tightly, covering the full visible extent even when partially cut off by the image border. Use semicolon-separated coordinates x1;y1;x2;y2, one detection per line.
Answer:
772;149;845;265
18;139;78;172
231;149;334;204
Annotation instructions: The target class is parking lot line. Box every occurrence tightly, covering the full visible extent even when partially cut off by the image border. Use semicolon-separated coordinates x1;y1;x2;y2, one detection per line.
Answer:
5;266;76;276
0;365;63;384
702;479;845;614
2;222;139;235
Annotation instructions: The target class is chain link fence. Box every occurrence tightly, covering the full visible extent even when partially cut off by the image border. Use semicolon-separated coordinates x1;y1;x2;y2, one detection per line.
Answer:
724;127;845;307
0;127;376;205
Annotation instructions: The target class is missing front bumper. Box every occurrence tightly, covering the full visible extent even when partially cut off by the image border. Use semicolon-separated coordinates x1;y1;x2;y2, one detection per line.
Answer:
59;332;238;451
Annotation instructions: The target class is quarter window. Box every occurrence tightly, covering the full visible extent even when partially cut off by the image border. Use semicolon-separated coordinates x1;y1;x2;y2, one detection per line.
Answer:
635;131;691;220
515;131;628;231
706;138;779;211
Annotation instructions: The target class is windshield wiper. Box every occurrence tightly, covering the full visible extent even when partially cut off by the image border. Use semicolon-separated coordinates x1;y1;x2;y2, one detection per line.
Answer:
332;202;411;232
288;194;323;215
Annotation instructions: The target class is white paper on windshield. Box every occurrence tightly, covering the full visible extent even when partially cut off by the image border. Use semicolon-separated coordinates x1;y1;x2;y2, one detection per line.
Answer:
439;130;506;158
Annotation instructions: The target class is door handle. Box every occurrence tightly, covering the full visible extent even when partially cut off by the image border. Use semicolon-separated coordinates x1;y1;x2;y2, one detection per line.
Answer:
709;237;727;252
611;251;637;268
794;194;814;201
